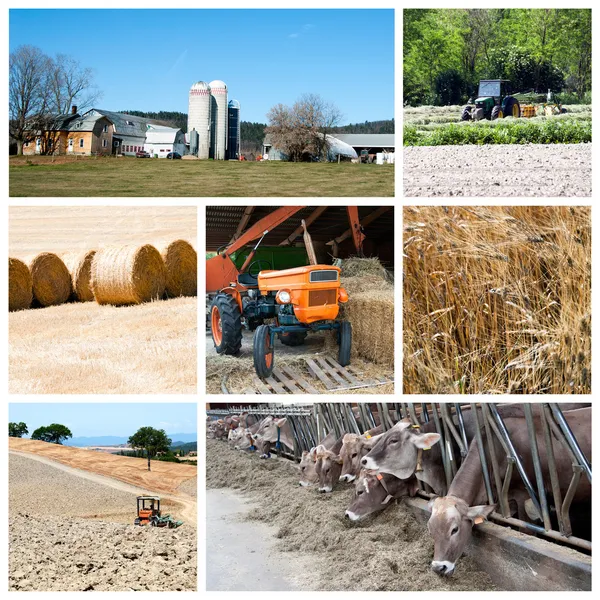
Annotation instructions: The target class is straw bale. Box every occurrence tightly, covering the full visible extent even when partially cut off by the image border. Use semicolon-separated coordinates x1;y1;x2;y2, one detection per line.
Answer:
159;239;197;298
9;258;33;311
62;250;96;302
27;253;71;307
91;244;166;306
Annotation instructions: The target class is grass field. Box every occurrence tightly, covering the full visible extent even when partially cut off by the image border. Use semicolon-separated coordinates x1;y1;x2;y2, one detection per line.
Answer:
9;157;394;197
403;206;591;394
9;206;197;394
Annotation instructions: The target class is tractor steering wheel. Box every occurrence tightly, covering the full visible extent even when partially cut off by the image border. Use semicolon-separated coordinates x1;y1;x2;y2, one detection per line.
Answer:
248;259;272;279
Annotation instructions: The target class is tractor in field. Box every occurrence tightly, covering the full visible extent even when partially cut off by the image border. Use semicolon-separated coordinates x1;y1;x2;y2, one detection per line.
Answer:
207;206;364;379
134;496;183;528
461;79;521;121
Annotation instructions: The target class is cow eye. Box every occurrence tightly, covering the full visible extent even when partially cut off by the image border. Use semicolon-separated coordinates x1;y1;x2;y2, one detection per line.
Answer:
357;489;364;496
390;439;398;444
352;453;357;458
325;468;330;474
301;466;305;471
451;526;459;535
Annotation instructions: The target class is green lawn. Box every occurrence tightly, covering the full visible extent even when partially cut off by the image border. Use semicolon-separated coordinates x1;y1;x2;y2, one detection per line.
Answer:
9;157;394;197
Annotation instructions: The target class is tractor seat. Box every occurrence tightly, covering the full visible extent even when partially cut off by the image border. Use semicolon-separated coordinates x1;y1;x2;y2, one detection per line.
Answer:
237;273;259;287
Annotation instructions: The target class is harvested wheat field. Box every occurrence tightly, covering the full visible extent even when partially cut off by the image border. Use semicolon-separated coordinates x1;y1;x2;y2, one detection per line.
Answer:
9;450;197;591
206;439;496;591
8;206;197;394
403;206;591;394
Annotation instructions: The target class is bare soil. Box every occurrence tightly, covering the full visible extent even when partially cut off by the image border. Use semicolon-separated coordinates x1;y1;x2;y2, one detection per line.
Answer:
206;439;497;591
403;143;591;197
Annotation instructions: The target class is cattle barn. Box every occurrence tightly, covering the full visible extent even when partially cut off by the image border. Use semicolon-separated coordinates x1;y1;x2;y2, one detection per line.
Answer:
206;402;591;592
205;205;395;395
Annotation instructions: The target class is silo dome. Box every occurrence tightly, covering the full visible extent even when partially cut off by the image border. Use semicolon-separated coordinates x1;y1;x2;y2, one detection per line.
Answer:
209;80;227;90
191;81;211;91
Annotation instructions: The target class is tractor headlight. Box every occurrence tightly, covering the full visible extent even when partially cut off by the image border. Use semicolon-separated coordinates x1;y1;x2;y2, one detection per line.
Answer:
276;290;291;304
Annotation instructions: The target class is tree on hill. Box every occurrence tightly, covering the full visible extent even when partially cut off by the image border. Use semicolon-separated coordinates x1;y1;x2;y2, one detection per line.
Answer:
9;422;28;438
31;424;72;444
128;427;172;471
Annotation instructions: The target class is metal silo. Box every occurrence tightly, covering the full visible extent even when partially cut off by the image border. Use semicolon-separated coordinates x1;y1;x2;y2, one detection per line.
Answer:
188;81;211;159
227;99;240;160
209;80;228;160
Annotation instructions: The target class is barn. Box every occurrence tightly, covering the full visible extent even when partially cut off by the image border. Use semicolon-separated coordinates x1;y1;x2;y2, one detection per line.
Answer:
144;125;186;158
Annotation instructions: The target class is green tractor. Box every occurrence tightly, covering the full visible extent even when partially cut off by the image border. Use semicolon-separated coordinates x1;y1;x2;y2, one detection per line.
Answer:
461;80;521;121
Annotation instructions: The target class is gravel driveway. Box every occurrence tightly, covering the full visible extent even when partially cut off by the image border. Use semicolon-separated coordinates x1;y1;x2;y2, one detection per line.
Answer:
403;143;591;197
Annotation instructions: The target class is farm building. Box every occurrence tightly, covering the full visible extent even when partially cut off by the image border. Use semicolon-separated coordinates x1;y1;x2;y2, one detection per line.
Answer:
22;106;184;157
262;133;358;162
334;133;395;155
144;125;186;158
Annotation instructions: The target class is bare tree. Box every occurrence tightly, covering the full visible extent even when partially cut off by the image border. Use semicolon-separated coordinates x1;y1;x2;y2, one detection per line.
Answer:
9;45;52;155
266;93;343;162
48;54;101;114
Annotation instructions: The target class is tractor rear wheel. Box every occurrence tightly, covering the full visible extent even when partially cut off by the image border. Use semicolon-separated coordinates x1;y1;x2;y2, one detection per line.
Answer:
254;324;275;379
278;330;308;346
211;294;242;355
504;97;520;118
337;321;352;367
491;105;503;120
460;106;472;121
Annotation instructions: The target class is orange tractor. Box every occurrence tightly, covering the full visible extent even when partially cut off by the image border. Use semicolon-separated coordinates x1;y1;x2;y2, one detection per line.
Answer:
134;496;183;528
207;206;365;378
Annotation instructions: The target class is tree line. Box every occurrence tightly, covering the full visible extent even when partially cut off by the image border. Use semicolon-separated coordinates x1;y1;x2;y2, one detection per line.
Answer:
404;9;592;106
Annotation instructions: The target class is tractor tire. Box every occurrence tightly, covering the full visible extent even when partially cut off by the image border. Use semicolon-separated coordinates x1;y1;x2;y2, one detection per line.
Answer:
254;324;275;379
560;107;568;114
210;294;242;355
504;97;520;118
278;331;308;346
491;105;503;120
460;106;472;121
337;321;352;367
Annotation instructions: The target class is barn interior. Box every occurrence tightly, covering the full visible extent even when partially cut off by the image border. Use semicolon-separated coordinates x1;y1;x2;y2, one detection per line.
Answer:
206;205;395;394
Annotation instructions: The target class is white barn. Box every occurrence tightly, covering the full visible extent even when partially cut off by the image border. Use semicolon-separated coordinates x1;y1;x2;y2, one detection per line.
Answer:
144;125;186;158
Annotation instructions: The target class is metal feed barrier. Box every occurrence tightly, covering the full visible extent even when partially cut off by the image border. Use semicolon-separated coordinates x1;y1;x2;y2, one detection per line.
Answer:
207;402;591;553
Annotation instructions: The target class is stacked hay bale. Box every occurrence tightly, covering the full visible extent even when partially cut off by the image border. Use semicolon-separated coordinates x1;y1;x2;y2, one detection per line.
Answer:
91;244;166;306
62;250;96;302
158;239;197;298
27;253;71;307
9;258;33;311
339;257;394;367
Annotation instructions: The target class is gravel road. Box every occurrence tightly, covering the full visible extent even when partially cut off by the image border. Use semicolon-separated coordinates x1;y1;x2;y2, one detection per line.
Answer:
404;143;591;197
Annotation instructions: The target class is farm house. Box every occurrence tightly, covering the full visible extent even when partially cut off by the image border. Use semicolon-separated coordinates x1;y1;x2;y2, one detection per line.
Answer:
206;205;394;394
206;402;591;592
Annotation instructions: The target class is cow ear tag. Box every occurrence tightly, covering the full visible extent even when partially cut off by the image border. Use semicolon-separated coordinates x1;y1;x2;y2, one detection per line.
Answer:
365;433;372;439
376;474;383;481
473;516;484;525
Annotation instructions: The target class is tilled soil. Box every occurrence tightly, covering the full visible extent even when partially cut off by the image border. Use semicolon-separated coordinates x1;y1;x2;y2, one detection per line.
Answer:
206;439;497;591
403;143;591;197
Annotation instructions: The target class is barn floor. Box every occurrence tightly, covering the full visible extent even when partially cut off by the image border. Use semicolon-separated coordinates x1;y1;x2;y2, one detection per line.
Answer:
205;439;498;591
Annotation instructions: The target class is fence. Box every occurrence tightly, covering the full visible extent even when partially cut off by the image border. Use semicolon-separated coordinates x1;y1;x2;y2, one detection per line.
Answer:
206;402;591;553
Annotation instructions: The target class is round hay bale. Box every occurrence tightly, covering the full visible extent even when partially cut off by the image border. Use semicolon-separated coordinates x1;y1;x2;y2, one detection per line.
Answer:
28;252;71;307
62;250;96;302
159;239;197;297
9;258;33;311
91;244;166;306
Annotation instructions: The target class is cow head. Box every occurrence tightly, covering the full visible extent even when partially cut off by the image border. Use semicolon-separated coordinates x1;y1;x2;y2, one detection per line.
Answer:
233;429;256;451
339;433;378;482
428;495;495;577
315;445;343;493
298;448;319;487
253;416;287;458
345;469;419;522
361;422;441;479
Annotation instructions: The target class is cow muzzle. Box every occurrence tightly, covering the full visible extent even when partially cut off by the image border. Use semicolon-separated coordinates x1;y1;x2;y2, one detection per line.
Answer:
344;510;361;522
431;561;455;577
339;474;356;483
361;456;377;469
318;486;332;493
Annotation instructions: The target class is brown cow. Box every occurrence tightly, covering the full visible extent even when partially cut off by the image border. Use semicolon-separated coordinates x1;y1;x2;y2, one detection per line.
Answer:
299;431;338;487
315;444;343;493
338;426;383;483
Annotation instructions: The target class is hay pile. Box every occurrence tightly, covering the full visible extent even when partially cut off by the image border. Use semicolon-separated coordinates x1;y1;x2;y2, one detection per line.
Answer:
27;253;71;307
206;439;496;591
338;257;394;367
62;250;96;302
159;240;197;298
9;258;32;311
91;244;166;306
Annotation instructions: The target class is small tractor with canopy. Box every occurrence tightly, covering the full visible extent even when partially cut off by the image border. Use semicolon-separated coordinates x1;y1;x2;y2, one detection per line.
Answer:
207;206;371;379
461;79;521;121
134;496;183;528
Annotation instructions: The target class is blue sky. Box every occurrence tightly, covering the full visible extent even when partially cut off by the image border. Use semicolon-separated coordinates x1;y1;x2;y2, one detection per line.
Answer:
8;403;197;438
9;9;394;124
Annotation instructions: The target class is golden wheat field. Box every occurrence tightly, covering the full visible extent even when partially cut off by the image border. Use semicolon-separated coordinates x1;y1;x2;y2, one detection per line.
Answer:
403;206;591;394
9;206;197;394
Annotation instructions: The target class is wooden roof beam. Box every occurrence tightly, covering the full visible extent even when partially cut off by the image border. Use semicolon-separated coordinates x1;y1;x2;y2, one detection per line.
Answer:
326;206;392;246
279;206;329;246
230;206;256;243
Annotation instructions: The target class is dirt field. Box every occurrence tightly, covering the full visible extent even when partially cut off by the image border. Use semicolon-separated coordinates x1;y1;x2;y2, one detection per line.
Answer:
9;452;196;591
9;158;394;197
206;439;496;591
403;144;591;197
9;206;197;394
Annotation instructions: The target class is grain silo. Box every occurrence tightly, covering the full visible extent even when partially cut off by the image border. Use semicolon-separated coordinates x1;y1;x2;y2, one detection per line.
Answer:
209;80;228;160
188;81;211;159
227;99;241;160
